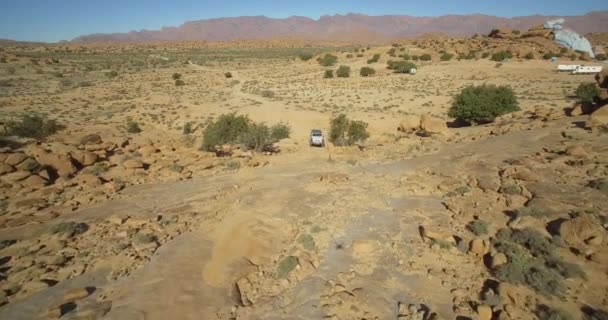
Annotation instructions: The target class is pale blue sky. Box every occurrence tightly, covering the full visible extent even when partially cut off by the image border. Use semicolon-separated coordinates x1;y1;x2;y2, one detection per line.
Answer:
1;0;607;42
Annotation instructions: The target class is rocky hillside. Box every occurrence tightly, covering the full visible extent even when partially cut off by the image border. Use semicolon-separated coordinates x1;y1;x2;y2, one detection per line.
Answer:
71;11;608;43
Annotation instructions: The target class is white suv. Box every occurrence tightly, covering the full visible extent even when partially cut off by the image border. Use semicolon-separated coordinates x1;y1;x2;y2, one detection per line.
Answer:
310;129;325;147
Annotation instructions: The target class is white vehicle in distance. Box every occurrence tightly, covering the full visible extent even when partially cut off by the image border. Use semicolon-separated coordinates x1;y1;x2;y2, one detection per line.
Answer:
310;129;325;147
557;64;581;72
571;65;603;74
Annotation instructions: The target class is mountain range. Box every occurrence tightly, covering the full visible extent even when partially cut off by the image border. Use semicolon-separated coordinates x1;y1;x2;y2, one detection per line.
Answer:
72;11;608;43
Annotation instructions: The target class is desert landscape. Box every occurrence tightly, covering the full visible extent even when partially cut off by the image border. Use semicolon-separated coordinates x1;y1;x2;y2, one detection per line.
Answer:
0;8;608;320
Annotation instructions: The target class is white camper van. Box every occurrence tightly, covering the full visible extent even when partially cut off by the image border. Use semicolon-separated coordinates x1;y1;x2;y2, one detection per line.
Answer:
571;66;603;74
557;64;581;72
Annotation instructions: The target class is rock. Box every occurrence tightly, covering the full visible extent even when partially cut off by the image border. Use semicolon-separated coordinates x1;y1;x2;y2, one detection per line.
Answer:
420;115;449;135
46;302;77;319
63;287;94;302
565;145;587;158
236;277;253;306
351;239;377;254
80;134;102;145
75;173;102;186
0;163;15;176
420;225;455;243
2;170;31;182
586;105;608;129
477;304;493;320
14;198;47;209
5;153;28;166
491;252;508;269
559;215;604;248
107;215;126;225
30;146;78;177
122;159;144;169
21;174;47;188
74;151;99;167
398;115;421;133
138;145;158;155
488;28;516;39
17;280;51;298
469;238;490;255
232;150;253;158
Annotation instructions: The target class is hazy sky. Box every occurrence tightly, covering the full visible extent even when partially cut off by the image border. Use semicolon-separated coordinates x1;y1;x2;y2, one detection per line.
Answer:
1;0;607;42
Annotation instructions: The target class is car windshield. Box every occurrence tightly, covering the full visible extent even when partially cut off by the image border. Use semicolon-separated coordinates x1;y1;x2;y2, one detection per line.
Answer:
312;133;322;136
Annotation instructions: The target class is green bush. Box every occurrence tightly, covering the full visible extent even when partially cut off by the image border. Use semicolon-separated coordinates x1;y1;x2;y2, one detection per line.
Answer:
201;113;250;151
419;54;432;61
576;83;599;103
49;222;89;237
536;305;574;320
525;52;535;60
239;122;273;151
597;54;607;61
261;90;275;98
270;122;291;141
329;114;369;146
360;67;375;77
224;72;232;78
105;70;118;78
400;54;411;60
319;54;338;66
336;65;351;78
492;51;513;61
183;122;194;134
387;48;396;56
324;69;334;79
367;54;381;64
5;115;61;139
501;184;522;195
448;84;520;124
543;52;556;60
589;179;608;192
387;60;416;74
127;121;142;133
467;220;489;236
440;53;454;61
517;206;546;218
172;73;182;80
175;79;185;86
298;52;314;61
481;52;490;59
201;113;291;152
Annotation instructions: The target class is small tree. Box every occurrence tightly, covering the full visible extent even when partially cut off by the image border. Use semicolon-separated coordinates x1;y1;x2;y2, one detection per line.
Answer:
329;114;369;146
319;54;338;67
127;121;142;133
270;122;291;141
449;84;520;124
360;67;375;77
201;113;250;151
387;60;416;74
324;70;334;79
240;122;272;152
492;51;513;61
419;54;432;61
575;83;599;103
336;65;351;78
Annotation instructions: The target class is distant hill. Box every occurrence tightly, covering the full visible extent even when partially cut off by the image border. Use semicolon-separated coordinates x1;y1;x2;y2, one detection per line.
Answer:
71;11;608;43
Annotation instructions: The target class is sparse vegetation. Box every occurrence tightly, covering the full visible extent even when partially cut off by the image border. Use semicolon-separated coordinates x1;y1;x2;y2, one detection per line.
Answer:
336;65;351;78
440;53;454;61
329;114;369;146
319;54;338;66
298;52;314;61
324;69;334;78
367;54;380;64
491;50;513;61
387;60;416;74
575;83;599;103
224;72;232;78
360;67;375;77
127;121;142;133
49;222;89;237
419;53;432;61
449;84;520;124
467;220;489;236
5;115;61;139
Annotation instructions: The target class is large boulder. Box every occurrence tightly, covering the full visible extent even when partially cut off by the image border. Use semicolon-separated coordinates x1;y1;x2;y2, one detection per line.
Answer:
420;115;449;135
79;134;102;145
398;115;421;133
72;151;99;167
586;105;608;129
558;215;604;249
488;28;517;39
29;146;78;177
123;159;144;169
0;163;15;176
